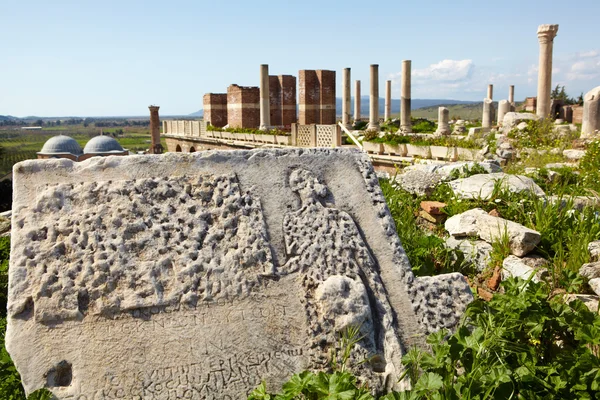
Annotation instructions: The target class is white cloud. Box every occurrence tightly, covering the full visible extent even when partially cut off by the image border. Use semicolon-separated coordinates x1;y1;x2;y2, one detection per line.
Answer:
412;59;474;82
566;58;600;81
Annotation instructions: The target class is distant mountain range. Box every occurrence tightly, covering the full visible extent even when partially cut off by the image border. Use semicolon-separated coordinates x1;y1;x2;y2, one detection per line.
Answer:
188;97;477;117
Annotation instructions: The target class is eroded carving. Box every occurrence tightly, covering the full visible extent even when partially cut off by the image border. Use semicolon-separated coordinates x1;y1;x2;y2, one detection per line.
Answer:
9;174;275;322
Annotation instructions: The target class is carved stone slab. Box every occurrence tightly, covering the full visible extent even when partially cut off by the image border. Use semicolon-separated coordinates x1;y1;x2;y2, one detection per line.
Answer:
7;148;472;399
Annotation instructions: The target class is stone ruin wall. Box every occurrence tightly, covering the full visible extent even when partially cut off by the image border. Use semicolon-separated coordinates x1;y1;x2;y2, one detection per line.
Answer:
227;85;260;129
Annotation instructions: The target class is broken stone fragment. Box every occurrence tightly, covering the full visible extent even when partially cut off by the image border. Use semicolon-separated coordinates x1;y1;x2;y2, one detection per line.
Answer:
420;201;447;215
448;173;545;200
502;255;548;283
589;241;600;262
445;208;541;257
588;278;600;297
579;261;600;280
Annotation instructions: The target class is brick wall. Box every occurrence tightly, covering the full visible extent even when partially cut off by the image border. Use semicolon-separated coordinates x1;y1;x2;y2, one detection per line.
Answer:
227;85;260;128
298;70;335;124
269;76;282;127
203;93;228;127
524;97;537;112
280;75;297;127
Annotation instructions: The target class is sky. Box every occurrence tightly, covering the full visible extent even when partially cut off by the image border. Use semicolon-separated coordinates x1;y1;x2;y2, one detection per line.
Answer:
1;0;599;117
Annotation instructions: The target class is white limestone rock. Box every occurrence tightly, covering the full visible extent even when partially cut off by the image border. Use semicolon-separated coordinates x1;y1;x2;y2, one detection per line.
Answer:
502;255;547;283
579;262;600;280
445;236;493;272
6;149;473;398
501;112;539;134
445;208;541;257
394;169;443;196
448;173;545;200
562;149;586;160
589;278;600;297
564;294;599;313
589;241;600;262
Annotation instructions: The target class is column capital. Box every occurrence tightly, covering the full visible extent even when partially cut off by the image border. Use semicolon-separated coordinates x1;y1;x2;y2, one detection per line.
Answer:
537;24;559;43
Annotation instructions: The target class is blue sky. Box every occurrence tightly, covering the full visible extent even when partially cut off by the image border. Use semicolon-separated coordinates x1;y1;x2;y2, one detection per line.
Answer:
2;0;599;117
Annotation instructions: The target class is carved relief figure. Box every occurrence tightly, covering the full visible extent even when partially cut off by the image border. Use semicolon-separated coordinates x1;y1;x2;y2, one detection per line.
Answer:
282;168;402;388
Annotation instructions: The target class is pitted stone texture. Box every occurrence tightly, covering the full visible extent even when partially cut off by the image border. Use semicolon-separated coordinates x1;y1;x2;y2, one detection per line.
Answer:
394;170;443;196
448;173;545;200
7;149;472;398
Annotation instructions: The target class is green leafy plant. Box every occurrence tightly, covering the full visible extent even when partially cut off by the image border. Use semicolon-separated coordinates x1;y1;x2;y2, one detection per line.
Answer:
391;278;600;399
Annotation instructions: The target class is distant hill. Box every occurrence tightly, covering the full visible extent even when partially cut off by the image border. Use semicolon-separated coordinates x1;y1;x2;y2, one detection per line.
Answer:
188;97;477;117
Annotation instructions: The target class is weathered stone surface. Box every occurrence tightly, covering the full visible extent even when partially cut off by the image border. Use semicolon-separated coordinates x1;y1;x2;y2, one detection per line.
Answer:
394;169;443;196
448;173;545;200
445;208;541;256
579;261;600;280
564;294;599;313
0;215;10;236
445;236;492;272
547;195;600;211
6;149;473;398
581;86;600;138
502;255;547;283
589;241;600;262
589;278;600;297
563;149;586;160
404;161;502;180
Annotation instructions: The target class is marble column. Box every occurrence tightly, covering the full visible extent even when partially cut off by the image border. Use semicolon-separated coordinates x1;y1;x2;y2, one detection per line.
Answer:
582;86;600;138
259;64;270;130
148;106;163;154
497;100;510;126
354;80;361;122
384;80;391;121
435;107;450;135
482;98;494;129
342;68;351;129
536;24;559;118
487;84;493;101
368;64;380;131
400;60;412;133
509;85;515;111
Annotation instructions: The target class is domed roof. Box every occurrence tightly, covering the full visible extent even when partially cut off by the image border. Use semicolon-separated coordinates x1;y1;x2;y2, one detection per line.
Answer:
83;135;125;154
39;135;83;155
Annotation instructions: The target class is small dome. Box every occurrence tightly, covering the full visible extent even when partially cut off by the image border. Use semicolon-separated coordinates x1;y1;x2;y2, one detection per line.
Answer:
84;135;125;154
39;135;83;155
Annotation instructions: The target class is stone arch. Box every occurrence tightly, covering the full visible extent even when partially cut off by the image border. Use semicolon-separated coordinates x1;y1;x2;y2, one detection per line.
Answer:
175;144;182;152
189;146;196;153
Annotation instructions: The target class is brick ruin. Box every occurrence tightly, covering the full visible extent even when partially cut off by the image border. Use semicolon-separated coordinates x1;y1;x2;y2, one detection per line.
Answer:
203;71;298;129
203;93;227;128
298;70;336;125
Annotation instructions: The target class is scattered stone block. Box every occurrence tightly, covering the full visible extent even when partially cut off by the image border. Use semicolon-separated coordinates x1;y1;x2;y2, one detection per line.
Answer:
589;241;600;262
579;261;600;280
445;236;492;272
445;208;541;257
502;255;547;283
589;278;600;297
563;149;586;160
6;149;473;398
394;170;443;196
564;294;599;313
448;173;545;200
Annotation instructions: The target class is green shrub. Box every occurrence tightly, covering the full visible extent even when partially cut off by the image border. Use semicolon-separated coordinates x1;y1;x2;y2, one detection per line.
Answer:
580;140;600;193
508;119;578;149
410;118;436;133
396;278;600;399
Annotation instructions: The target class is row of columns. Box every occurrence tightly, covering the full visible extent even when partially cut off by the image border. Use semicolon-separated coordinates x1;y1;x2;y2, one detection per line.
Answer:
339;62;412;132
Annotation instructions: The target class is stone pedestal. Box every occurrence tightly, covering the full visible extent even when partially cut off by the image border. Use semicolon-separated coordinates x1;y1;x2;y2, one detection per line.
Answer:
497;100;511;126
368;64;380;131
487;85;493;101
482;99;494;129
342;68;351;129
582;86;600;137
435;107;450;135
385;80;391;121
259;64;270;130
400;60;412;133
354;80;361;122
148;106;163;154
536;24;559;118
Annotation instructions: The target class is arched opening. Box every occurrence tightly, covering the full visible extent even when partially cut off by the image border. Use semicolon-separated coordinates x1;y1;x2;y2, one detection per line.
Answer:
175;144;182;152
189;146;196;153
